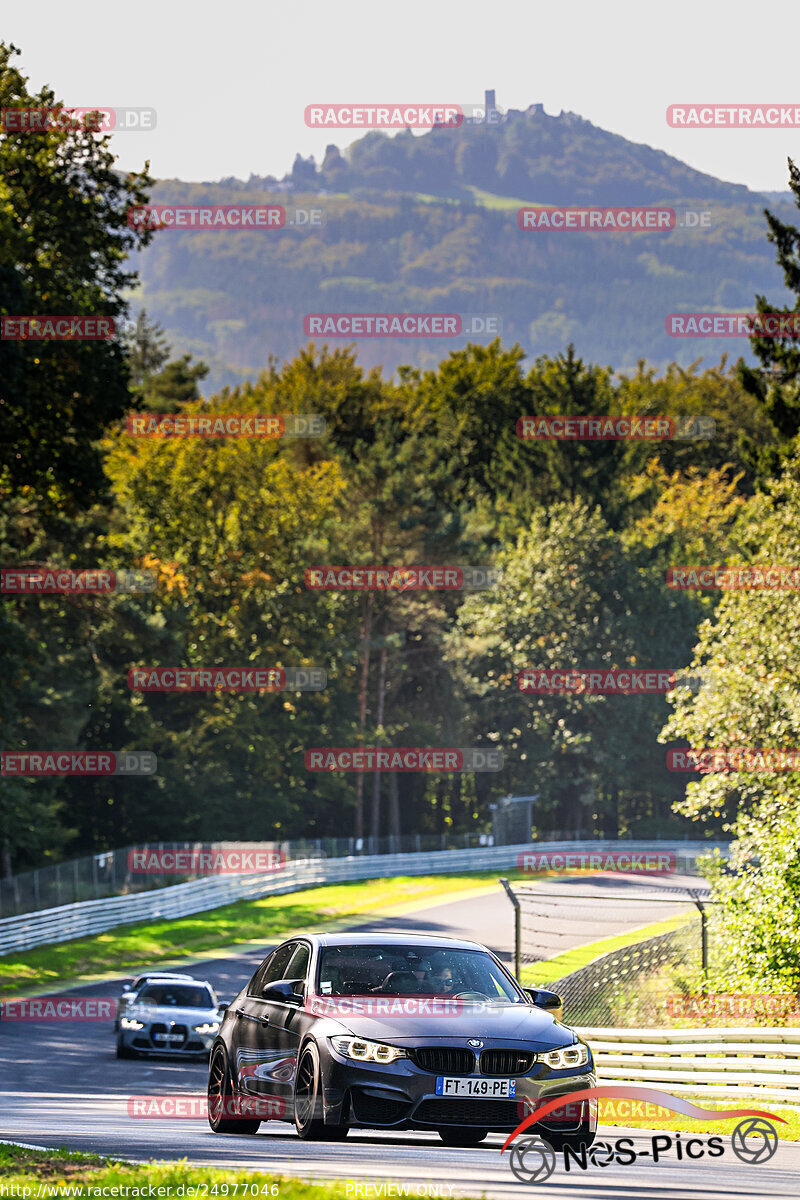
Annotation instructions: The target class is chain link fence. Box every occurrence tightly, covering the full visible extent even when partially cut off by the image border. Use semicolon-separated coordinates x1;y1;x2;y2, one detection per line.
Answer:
549;916;706;1026
506;879;725;1027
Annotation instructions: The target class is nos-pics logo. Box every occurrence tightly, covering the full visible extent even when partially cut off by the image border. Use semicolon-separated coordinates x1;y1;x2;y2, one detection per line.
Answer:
503;1087;783;1183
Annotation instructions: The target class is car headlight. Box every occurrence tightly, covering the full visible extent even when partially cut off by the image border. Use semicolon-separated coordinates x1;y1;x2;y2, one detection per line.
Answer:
536;1043;590;1070
120;1016;145;1031
330;1036;407;1064
193;1022;220;1035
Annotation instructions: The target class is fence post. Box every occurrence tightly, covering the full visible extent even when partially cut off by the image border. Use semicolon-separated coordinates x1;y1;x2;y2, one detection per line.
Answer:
499;878;521;980
688;889;708;993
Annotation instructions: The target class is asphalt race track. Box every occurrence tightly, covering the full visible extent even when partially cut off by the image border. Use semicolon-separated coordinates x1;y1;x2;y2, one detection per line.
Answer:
2;874;798;1198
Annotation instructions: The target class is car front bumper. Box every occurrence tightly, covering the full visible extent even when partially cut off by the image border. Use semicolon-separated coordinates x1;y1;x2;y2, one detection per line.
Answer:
322;1051;597;1132
118;1024;215;1056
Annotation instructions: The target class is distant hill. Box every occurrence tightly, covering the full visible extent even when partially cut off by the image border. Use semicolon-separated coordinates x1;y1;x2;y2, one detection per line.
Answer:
131;103;796;393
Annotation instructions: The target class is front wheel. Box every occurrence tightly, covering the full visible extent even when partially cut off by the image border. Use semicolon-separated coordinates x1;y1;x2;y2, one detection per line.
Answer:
295;1042;342;1140
116;1039;134;1059
438;1127;488;1146
207;1046;261;1135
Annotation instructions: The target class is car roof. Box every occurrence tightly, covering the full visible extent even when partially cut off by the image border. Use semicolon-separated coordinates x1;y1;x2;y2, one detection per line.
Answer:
311;932;485;952
136;976;213;988
132;972;195;983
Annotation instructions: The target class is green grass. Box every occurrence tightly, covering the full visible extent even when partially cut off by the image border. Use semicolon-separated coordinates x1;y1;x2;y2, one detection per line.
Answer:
0;1143;487;1196
599;1099;800;1138
0;871;511;995
464;185;543;210
407;187;542;210
520;912;693;986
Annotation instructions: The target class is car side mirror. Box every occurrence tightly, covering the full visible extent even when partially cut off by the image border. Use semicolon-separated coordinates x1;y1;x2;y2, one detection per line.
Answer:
261;980;303;1004
217;1003;229;1014
525;988;564;1021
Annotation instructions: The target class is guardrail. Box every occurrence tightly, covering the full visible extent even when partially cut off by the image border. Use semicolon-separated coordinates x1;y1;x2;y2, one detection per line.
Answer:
0;832;499;918
580;1026;800;1106
0;840;718;956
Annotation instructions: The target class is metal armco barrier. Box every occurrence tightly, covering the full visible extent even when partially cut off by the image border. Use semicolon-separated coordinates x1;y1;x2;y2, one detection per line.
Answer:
0;840;718;956
582;1026;800;1106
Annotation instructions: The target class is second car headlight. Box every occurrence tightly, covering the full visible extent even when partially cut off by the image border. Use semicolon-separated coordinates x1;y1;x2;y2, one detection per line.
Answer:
120;1016;145;1031
536;1043;590;1069
193;1022;220;1035
330;1036;407;1063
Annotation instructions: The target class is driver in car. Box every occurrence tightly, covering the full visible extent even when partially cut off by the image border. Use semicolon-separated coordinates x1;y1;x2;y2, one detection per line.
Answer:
428;956;458;994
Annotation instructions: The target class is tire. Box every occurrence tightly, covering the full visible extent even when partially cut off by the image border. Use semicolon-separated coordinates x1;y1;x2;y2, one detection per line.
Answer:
116;1039;134;1059
294;1042;339;1141
207;1045;261;1135
437;1127;488;1146
322;1124;350;1141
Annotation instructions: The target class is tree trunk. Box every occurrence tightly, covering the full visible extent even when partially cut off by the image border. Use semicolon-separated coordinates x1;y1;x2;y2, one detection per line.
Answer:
608;786;620;839
370;642;388;841
354;593;374;840
388;772;401;841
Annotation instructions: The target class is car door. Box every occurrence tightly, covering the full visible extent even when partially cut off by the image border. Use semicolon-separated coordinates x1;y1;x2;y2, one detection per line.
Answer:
265;941;311;1103
232;942;296;1113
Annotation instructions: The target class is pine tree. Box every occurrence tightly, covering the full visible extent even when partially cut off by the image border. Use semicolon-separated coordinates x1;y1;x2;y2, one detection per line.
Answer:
738;157;800;481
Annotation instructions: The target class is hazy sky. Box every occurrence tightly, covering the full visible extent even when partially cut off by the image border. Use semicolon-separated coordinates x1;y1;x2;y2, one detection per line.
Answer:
5;0;800;192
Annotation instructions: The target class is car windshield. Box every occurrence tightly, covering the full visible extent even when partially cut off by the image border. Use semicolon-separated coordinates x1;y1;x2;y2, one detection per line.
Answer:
317;944;522;1002
135;984;214;1008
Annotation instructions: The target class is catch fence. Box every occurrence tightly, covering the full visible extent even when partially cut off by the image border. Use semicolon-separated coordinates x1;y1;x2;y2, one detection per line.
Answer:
506;880;722;1027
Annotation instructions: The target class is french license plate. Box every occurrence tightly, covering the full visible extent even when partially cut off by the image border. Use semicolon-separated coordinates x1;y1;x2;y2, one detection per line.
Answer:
436;1077;516;1098
154;1033;183;1042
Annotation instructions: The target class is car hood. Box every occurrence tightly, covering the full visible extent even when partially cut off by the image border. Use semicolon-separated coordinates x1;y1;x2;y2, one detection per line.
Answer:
322;1001;575;1048
126;1003;220;1024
